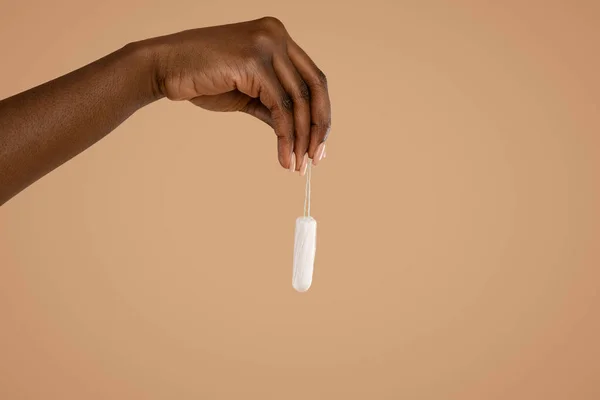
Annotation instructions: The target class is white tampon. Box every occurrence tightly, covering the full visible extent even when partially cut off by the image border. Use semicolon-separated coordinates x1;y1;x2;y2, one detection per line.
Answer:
292;216;317;292
292;161;317;292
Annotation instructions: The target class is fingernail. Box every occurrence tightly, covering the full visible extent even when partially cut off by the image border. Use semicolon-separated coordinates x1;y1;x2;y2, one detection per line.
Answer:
300;153;308;176
323;148;327;158
289;153;296;172
313;143;326;166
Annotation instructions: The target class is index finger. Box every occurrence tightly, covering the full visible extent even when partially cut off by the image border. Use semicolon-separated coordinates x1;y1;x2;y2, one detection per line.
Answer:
287;39;331;165
238;62;296;171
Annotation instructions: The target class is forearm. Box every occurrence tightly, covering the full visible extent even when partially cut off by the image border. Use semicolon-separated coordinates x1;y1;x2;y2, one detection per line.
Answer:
0;41;161;205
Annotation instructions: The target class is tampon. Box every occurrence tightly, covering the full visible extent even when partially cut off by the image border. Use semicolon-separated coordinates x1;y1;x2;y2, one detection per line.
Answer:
292;216;317;292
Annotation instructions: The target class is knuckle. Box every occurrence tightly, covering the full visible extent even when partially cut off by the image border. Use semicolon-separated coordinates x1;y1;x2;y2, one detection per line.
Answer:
314;119;331;136
251;17;287;52
281;93;294;113
315;68;328;87
297;80;311;102
259;16;285;31
251;28;276;49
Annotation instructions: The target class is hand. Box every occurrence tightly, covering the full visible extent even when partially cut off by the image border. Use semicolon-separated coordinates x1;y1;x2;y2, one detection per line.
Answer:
0;17;329;204
146;16;331;173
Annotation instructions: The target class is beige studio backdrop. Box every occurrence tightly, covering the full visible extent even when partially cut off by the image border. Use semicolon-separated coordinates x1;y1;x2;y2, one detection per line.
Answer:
1;0;599;399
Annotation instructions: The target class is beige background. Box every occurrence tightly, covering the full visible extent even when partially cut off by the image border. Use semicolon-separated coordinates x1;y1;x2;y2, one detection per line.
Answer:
1;0;599;399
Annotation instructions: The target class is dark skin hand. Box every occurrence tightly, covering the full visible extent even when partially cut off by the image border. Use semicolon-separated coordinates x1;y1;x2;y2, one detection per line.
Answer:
0;17;331;206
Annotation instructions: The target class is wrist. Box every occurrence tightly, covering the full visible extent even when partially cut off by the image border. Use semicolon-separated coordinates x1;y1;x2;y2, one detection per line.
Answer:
120;39;166;104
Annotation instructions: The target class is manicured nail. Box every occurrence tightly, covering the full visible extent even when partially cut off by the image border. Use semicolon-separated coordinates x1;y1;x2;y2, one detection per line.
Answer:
313;143;326;166
323;148;327;158
289;153;296;172
300;153;308;176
